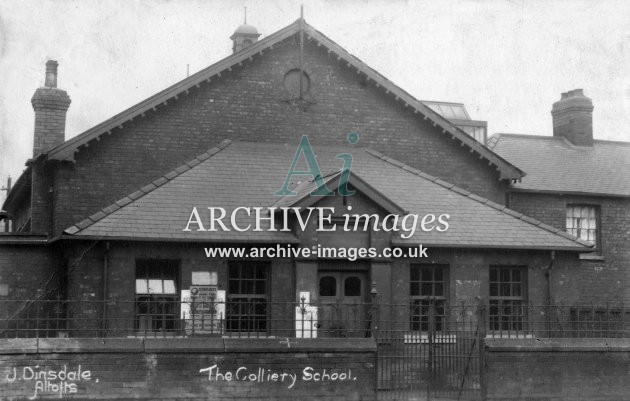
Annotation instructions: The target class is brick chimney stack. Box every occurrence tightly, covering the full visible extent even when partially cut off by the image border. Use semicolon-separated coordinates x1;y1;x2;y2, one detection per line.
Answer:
31;60;71;157
551;89;593;146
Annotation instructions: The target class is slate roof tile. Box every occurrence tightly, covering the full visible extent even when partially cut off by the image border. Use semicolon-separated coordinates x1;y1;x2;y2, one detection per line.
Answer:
164;171;178;180
173;165;190;175
63;141;588;251
115;197;133;207
152;177;169;187
450;186;471;196
502;209;523;218
538;222;560;233
520;215;540;226
88;211;107;222
139;183;157;193
467;193;486;203
490;134;630;197
101;204;121;215
128;190;145;201
434;179;454;189
75;219;93;230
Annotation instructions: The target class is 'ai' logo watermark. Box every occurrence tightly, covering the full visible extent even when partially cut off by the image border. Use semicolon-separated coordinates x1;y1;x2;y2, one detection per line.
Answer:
275;133;359;197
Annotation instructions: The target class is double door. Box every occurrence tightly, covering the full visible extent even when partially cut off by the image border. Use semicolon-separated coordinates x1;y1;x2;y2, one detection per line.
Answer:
317;268;368;337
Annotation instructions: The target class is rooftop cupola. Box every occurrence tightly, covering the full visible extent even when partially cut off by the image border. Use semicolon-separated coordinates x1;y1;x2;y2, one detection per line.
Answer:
31;60;71;157
230;10;260;53
551;89;593;146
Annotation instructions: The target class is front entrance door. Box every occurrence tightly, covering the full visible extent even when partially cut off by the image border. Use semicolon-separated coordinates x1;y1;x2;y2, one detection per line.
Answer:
317;269;368;337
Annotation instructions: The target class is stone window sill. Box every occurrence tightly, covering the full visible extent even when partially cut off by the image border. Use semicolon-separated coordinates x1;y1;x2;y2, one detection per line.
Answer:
579;253;605;261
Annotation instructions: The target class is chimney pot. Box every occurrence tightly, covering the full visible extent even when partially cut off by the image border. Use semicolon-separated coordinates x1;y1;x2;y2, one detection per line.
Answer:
45;60;58;88
31;60;71;157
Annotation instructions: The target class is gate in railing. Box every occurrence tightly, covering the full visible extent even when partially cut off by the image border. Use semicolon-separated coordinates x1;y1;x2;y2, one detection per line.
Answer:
5;297;627;400
375;301;485;401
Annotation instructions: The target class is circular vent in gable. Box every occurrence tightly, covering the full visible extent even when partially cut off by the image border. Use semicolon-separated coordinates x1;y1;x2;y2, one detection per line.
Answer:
283;69;311;98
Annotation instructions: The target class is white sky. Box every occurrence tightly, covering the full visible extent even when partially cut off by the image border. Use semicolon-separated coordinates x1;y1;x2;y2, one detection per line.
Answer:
1;0;629;203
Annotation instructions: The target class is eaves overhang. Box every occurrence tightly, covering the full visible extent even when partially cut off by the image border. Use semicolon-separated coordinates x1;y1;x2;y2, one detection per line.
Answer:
41;19;524;181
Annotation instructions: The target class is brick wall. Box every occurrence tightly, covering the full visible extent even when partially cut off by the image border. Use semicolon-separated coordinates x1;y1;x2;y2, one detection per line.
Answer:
0;242;54;301
63;241;296;336
30;163;54;235
49;37;507;235
65;241;295;302
508;192;630;304
59;241;580;335
485;338;630;401
0;338;376;401
0;241;58;337
390;248;552;303
31;87;71;158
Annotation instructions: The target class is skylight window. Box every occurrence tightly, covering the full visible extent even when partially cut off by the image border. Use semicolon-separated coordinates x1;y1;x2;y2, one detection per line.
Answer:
421;100;487;144
423;101;470;120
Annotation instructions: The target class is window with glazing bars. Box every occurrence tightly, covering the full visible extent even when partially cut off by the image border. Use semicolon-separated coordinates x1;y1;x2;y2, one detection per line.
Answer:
410;265;447;331
489;266;526;332
570;307;627;337
566;205;598;246
459;125;487;144
226;261;269;332
135;259;179;332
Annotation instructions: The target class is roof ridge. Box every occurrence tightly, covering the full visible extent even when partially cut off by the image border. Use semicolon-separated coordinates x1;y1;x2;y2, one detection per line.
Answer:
491;133;630;146
64;139;232;235
492;133;552;138
489;133;577;150
47;20;303;161
42;20;524;181
305;24;523;180
363;148;592;249
593;138;630;146
419;99;466;106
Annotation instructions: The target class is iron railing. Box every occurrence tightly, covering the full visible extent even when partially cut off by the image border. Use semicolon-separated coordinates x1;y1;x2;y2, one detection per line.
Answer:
1;299;626;401
0;297;374;339
0;298;627;340
375;302;485;400
486;302;628;339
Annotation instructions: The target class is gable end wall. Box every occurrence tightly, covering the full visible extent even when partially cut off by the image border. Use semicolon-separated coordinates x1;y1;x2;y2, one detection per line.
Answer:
51;38;507;234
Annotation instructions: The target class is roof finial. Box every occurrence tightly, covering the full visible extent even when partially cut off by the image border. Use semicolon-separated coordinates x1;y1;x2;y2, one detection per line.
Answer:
230;9;260;54
300;4;304;19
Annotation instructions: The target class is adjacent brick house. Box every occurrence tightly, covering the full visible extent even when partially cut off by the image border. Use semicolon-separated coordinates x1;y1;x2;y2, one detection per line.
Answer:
489;89;630;306
0;18;620;341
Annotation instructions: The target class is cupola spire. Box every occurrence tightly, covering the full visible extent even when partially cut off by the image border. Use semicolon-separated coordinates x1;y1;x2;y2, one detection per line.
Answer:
230;8;261;53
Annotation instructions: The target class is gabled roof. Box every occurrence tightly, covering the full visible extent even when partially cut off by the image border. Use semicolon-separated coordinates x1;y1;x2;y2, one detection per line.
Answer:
271;170;408;216
64;140;589;251
1;166;31;212
45;19;523;181
489;134;630;197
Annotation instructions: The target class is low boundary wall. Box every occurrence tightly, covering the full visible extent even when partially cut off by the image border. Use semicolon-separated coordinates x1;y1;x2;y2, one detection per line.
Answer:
0;337;376;401
485;338;630;401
